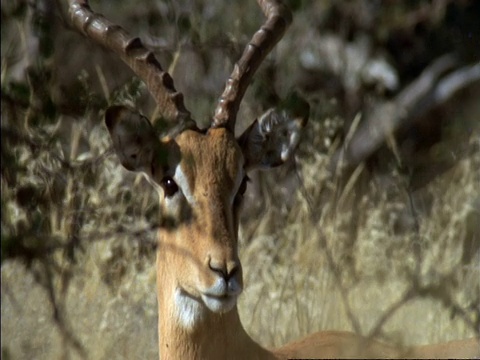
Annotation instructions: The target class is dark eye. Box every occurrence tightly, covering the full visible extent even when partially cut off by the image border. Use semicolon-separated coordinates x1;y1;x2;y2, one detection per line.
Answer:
160;176;178;198
238;176;249;196
233;176;249;208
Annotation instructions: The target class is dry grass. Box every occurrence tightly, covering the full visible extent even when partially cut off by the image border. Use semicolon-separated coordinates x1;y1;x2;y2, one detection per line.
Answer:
240;128;480;349
2;0;479;359
2;128;480;359
2;127;479;359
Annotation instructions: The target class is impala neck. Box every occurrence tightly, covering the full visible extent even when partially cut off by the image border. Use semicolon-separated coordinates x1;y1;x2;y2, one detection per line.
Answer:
156;250;276;360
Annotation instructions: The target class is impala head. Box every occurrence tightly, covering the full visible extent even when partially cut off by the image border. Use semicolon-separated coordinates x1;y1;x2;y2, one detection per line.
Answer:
106;106;247;316
105;105;306;320
70;0;306;322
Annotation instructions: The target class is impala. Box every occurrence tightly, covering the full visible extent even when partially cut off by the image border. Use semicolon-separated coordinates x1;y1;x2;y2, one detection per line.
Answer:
69;0;479;358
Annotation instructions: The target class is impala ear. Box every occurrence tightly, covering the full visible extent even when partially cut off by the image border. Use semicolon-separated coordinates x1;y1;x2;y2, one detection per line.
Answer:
238;107;308;171
105;105;167;177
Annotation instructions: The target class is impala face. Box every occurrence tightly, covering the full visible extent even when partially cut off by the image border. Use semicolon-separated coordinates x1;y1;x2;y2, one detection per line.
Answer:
157;129;246;316
104;105;306;322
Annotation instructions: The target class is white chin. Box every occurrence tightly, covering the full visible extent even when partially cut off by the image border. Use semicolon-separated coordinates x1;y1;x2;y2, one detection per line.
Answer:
202;294;237;313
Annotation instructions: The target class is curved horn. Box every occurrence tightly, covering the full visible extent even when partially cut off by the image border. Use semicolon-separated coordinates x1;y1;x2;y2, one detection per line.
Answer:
211;0;292;132
69;0;195;129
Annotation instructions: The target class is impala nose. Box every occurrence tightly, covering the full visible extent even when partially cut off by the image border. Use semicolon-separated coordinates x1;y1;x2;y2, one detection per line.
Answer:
208;258;240;281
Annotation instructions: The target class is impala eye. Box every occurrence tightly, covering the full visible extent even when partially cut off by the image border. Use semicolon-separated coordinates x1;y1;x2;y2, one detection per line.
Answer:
238;176;249;196
160;176;178;198
233;176;249;209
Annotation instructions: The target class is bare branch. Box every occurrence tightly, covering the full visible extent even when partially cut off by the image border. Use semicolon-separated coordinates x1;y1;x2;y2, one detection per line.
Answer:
329;55;480;175
212;0;292;131
69;0;194;127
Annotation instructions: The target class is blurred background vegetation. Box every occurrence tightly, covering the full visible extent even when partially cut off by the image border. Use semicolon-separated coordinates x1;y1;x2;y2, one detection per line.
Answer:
1;0;479;359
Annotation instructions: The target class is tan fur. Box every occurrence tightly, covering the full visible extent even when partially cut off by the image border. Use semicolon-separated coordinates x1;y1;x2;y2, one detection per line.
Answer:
155;128;273;360
275;331;479;359
408;338;480;359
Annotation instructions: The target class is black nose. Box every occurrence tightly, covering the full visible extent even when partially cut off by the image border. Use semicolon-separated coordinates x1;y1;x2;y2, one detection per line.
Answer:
208;261;239;281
